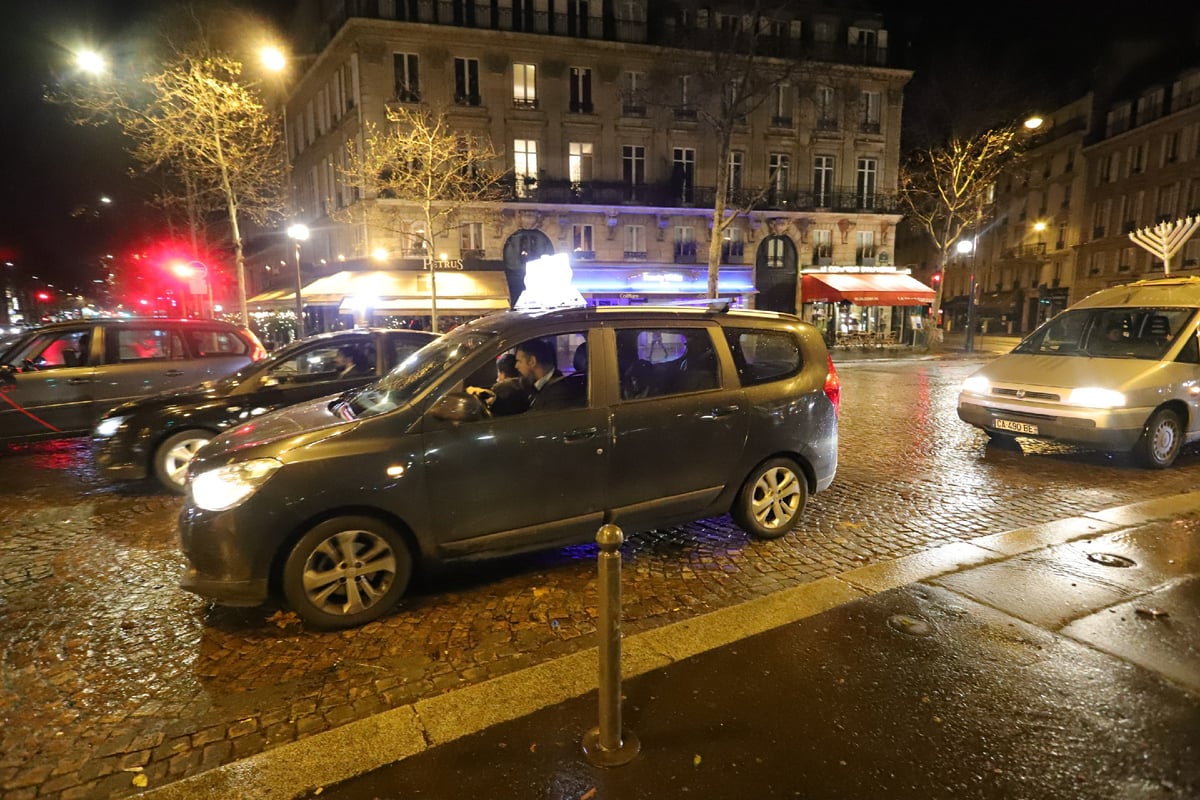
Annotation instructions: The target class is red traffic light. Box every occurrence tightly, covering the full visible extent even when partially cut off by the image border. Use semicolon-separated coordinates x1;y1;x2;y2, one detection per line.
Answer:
36;291;51;301
931;273;942;284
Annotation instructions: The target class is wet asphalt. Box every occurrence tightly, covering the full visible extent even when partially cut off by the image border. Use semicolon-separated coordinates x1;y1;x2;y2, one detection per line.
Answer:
317;518;1200;800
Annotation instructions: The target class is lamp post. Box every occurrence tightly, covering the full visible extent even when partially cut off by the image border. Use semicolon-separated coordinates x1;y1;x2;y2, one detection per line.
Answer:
288;223;309;339
957;238;977;353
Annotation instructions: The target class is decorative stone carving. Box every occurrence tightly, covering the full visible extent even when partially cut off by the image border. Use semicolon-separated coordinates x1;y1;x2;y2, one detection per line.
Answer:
879;220;891;244
793;217;811;243
519;210;544;230
837;218;853;243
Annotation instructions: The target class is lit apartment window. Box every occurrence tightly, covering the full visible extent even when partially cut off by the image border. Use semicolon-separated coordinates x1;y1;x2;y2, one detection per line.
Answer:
728;150;744;196
769;153;790;195
460;222;484;253
454;58;480;106
569;67;593;113
514;139;538;198
856;157;877;208
673;147;695;203
623;145;645;199
513;63;537;108
393;53;420;102
569;142;594;183
813;155;834;206
573;224;594;255
625;224;646;256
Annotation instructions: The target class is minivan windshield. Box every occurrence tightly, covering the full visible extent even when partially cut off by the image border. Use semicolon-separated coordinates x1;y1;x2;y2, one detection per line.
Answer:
341;331;494;418
1013;307;1196;360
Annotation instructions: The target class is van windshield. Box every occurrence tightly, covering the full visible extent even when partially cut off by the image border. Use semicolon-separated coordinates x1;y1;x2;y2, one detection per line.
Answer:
1012;307;1196;360
341;331;494;418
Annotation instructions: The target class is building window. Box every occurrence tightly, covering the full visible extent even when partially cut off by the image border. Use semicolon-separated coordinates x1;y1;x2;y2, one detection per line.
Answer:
856;157;877;208
1163;131;1180;165
454;58;480;106
722;226;745;262
769;153;790;195
815;86;836;129
674;226;697;262
567;0;592;37
513;63;537;108
728;150;744;198
514;139;538;198
770;83;792;127
622;70;646;116
393;53;420;102
856;230;876;264
623;144;645;200
572;224;594;257
569;67;593;113
860;90;880;132
765;237;786;268
813;229;832;262
675;74;695;119
569;142;593;184
673;147;696;203
813;155;834;207
460;222;484;254
1128;143;1146;175
625;224;646;257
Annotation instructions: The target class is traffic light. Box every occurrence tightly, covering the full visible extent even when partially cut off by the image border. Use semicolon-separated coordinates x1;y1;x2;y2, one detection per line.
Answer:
931;272;942;286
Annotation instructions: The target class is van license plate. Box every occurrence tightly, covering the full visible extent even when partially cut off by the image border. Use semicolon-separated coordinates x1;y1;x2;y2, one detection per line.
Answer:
995;419;1038;435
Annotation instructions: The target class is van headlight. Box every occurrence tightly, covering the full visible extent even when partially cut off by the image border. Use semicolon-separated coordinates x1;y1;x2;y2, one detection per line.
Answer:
961;376;991;395
1066;387;1126;409
191;458;282;512
94;415;128;438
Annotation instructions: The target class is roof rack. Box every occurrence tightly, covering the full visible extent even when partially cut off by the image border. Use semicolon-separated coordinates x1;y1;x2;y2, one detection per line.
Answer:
654;297;734;313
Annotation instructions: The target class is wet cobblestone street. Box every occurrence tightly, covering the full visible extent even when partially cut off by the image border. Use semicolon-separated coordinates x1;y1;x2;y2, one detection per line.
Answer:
3;355;1200;799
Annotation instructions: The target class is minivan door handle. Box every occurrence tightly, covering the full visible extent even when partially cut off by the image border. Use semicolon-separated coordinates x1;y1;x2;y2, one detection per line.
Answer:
563;426;600;442
67;378;92;385
701;404;740;420
164;369;186;377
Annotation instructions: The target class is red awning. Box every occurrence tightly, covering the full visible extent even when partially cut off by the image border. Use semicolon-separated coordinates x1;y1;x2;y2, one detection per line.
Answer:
801;273;936;306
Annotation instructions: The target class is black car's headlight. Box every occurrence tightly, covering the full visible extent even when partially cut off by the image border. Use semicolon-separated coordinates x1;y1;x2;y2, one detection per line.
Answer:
94;415;129;438
191;458;282;512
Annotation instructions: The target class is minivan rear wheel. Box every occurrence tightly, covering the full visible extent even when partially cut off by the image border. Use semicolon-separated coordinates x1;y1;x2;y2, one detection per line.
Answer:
1134;408;1183;469
732;457;807;540
154;429;213;494
282;516;412;629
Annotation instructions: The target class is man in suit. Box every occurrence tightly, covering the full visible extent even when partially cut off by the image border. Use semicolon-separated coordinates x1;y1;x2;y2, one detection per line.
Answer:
514;338;574;411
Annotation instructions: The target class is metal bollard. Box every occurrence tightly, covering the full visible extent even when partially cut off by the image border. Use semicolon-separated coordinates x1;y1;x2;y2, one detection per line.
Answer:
581;523;640;766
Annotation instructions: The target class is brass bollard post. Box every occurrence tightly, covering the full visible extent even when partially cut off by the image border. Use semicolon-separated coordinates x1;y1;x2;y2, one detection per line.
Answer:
581;524;640;766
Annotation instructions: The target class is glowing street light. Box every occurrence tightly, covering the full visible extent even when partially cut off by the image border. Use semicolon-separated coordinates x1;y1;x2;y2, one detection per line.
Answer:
287;223;309;339
1023;115;1044;131
75;49;107;75
260;46;287;73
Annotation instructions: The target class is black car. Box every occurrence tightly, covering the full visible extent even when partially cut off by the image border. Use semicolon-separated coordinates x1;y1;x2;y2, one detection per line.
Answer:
178;304;841;629
93;328;437;492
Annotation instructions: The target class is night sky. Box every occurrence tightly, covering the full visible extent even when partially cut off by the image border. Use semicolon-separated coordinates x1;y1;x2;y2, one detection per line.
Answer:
1;0;1197;294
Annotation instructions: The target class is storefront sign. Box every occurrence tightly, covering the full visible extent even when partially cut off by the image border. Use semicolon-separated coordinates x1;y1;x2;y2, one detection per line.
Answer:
422;257;465;271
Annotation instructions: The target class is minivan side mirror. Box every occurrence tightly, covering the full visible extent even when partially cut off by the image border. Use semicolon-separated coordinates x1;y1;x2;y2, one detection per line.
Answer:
429;391;488;424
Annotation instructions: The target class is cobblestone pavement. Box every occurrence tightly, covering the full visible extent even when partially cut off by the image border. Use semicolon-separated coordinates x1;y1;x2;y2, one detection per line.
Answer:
3;355;1200;799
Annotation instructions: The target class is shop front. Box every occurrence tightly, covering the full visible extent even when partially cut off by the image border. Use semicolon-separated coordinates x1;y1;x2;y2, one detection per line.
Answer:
800;268;937;347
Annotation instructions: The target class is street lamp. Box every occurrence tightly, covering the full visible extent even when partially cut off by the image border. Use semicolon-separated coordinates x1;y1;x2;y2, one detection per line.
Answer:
287;223;309;339
957;238;978;353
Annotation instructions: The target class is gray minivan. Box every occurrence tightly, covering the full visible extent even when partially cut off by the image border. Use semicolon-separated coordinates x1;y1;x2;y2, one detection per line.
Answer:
0;318;265;444
958;277;1200;468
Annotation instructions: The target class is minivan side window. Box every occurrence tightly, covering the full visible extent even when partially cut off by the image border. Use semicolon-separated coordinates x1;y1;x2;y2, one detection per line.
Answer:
12;329;91;370
1175;331;1200;364
115;329;186;362
724;328;802;386
186;327;250;358
616;327;719;399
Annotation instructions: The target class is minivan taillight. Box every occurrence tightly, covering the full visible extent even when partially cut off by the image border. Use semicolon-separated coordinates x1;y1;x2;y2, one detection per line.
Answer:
823;354;841;417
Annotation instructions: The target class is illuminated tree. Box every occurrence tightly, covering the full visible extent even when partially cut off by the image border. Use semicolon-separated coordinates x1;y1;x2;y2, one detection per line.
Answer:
338;105;505;331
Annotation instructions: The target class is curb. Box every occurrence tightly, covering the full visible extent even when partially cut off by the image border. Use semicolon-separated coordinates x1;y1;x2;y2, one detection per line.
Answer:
141;490;1200;800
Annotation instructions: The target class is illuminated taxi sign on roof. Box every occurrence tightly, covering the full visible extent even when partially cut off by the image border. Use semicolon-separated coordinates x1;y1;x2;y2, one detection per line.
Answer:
514;253;586;310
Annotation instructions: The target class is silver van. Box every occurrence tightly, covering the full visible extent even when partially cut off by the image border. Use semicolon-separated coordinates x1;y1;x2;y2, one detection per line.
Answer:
0;318;266;444
957;277;1200;468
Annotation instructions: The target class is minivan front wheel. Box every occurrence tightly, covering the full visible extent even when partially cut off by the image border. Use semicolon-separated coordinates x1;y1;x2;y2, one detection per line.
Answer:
282;516;412;629
732;457;808;540
154;429;213;494
1134;408;1183;469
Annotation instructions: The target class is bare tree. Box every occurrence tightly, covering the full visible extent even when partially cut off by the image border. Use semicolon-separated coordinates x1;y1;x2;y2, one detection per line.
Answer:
650;5;806;298
899;125;1026;334
58;49;285;325
338;105;506;331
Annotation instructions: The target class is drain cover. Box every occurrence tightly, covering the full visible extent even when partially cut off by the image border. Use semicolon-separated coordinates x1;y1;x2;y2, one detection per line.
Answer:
1087;552;1136;568
887;614;933;637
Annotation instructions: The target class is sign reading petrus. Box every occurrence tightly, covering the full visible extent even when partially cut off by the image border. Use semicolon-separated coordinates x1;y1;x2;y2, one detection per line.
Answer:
422;257;465;271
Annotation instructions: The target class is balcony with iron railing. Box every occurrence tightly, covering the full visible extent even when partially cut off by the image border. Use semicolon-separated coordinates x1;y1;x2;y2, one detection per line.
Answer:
999;242;1047;260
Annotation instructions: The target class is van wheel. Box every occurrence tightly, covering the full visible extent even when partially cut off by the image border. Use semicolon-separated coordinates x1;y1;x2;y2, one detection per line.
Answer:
731;458;807;540
282;516;412;629
1134;408;1183;469
154;429;213;494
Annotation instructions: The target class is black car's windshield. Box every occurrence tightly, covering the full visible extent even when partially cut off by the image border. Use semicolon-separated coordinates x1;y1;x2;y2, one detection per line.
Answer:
1013;307;1196;360
342;331;494;418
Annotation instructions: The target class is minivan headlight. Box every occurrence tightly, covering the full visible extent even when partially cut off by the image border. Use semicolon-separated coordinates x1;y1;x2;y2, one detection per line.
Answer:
961;376;991;395
94;415;128;438
191;458;282;512
1066;387;1126;409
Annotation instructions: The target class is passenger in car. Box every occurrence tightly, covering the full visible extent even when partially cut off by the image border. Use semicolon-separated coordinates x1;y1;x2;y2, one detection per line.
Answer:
333;346;373;378
488;353;533;416
515;338;573;411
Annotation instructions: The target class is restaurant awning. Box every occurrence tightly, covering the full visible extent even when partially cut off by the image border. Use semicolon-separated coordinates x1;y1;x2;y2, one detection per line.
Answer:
248;269;511;311
801;273;936;306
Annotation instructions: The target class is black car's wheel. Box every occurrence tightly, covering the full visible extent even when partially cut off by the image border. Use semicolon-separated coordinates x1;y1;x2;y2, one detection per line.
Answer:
154;429;213;494
731;457;808;540
1134;408;1183;469
282;516;412;629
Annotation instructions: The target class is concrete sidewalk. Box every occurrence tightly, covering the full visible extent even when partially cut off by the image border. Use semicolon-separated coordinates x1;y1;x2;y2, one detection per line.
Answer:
144;493;1200;800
